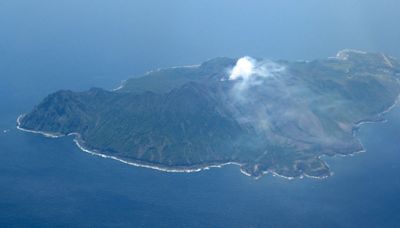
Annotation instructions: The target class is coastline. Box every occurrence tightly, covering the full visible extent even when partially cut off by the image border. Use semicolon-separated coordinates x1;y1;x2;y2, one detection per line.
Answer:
15;91;400;180
16;114;306;180
16;114;256;176
16;115;64;138
112;80;127;91
15;116;330;180
71;131;246;174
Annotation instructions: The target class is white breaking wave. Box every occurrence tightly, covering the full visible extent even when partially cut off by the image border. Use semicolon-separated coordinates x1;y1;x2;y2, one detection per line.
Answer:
336;49;367;60
112;80;127;91
16;115;250;174
16;115;62;138
16;114;303;179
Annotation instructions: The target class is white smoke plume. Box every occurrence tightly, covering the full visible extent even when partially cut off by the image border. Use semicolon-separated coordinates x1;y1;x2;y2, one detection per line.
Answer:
225;56;342;147
228;56;285;92
222;56;287;134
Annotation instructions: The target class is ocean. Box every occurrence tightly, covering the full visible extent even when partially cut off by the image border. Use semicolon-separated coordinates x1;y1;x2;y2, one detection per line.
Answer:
1;1;400;227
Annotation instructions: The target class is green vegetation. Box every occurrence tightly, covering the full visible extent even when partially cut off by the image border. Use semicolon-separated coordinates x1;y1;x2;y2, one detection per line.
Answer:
20;50;400;178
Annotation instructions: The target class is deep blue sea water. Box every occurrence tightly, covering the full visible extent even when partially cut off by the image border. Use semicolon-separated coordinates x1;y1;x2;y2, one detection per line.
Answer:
1;1;400;227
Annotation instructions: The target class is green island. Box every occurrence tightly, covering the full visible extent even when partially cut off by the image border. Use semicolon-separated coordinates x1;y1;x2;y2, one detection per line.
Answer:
18;50;400;179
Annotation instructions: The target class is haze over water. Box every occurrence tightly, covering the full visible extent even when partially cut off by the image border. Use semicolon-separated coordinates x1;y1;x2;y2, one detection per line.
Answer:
1;1;400;227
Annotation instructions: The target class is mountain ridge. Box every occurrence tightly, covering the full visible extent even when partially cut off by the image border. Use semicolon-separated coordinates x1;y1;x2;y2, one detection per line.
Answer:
18;50;400;179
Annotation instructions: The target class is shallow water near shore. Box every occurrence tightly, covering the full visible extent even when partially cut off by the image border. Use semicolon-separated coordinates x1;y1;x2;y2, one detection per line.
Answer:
2;1;400;227
1;88;400;227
